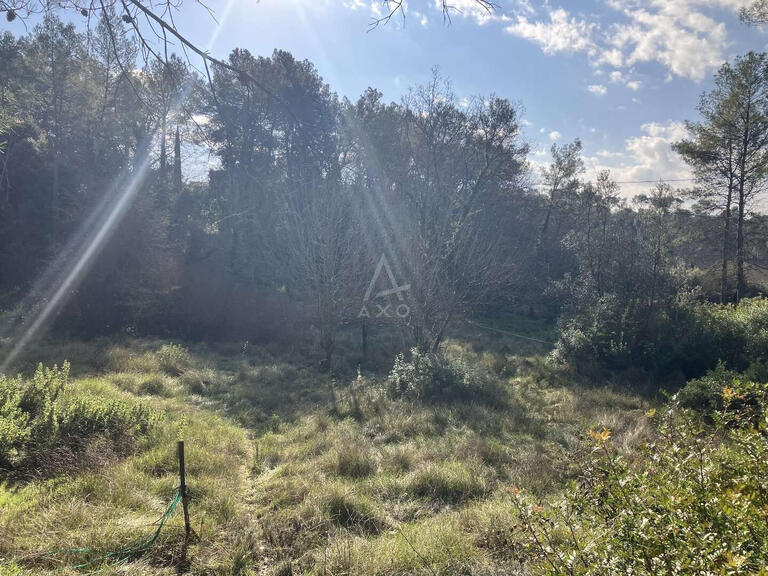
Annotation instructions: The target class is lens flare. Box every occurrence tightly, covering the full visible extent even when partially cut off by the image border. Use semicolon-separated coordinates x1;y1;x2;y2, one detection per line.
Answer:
0;1;237;373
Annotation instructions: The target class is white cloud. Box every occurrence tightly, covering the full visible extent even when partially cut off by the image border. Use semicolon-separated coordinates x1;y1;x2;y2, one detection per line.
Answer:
505;8;596;55
412;10;429;26
588;84;608;95
608;69;642;91
583;120;691;198
596;149;625;158
606;0;734;82
499;0;750;82
549;130;561;141
368;0;383;17
598;48;624;68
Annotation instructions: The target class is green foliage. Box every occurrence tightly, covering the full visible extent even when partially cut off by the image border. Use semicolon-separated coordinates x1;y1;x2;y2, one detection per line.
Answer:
0;375;29;466
556;295;768;381
156;343;191;376
677;362;742;412
736;297;768;360
0;363;69;466
57;395;155;439
0;362;155;470
674;297;768;377
516;376;768;575
388;347;505;404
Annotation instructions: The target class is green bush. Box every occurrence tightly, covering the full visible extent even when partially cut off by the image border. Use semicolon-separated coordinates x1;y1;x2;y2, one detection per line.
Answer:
736;297;768;361
515;376;768;574
57;396;155;440
388;348;505;404
138;374;167;396
0;362;156;470
677;362;742;412
0;375;30;466
156;343;192;376
0;363;69;465
555;296;768;381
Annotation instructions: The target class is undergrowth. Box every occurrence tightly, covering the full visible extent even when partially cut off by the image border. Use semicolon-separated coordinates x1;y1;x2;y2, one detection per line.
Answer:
0;334;653;575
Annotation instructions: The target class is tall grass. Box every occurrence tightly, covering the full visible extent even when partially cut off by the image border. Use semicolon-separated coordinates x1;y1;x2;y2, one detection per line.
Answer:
0;334;652;575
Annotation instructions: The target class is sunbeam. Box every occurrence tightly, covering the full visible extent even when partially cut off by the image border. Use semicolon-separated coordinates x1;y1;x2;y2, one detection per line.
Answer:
0;147;153;372
0;7;230;373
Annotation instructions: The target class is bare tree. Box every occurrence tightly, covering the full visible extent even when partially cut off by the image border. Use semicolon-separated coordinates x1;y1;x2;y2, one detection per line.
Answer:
394;73;527;351
280;178;359;372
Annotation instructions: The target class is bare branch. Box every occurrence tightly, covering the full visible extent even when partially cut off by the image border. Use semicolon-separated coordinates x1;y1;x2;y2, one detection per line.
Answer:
368;0;497;30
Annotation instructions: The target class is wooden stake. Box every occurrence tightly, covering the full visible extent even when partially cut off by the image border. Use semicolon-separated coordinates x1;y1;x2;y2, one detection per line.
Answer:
177;440;191;541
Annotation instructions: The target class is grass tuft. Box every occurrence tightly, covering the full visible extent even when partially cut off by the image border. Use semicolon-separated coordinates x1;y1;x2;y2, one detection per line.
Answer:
408;460;488;503
334;442;376;479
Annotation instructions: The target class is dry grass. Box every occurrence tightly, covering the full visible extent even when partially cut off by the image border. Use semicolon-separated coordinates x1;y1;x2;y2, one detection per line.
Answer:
0;332;652;575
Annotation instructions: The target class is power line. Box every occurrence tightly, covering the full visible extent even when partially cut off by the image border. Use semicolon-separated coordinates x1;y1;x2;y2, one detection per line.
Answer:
613;178;696;184
466;320;555;345
532;177;697;187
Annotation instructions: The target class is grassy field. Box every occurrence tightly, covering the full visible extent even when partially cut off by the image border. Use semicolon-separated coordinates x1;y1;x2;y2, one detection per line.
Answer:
0;325;653;575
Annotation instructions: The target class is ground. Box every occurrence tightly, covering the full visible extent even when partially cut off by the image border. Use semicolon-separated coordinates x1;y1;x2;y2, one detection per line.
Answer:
0;323;652;575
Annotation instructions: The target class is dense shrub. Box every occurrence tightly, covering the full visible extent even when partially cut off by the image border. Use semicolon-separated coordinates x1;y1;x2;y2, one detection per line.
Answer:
388;348;505;404
0;375;30;466
736;297;768;361
57;396;155;439
0;363;69;466
0;362;156;470
677;362;743;412
554;296;768;381
514;376;768;574
675;298;768;377
156;343;192;375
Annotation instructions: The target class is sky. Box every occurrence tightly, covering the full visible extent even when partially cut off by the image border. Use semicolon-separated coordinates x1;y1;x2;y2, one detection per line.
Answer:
7;0;768;198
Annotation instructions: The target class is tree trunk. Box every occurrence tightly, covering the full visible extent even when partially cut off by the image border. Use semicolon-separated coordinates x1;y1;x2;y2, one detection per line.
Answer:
735;78;753;303
736;184;746;302
159;113;167;188
720;183;733;304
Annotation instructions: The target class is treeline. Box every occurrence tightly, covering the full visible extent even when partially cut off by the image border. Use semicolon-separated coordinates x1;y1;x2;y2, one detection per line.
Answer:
0;13;766;377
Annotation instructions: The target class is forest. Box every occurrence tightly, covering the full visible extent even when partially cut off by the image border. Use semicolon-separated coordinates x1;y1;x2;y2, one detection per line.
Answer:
1;2;768;575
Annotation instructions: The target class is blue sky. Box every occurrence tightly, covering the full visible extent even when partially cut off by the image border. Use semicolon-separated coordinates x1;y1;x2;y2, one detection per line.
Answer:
7;0;768;197
173;0;768;196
